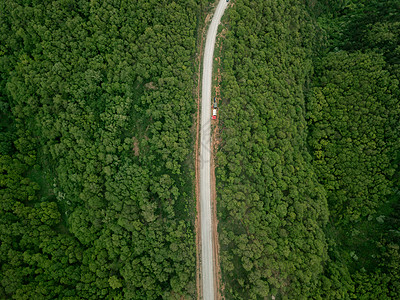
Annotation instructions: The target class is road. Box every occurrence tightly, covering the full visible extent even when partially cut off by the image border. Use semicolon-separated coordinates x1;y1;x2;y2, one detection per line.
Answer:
200;1;228;299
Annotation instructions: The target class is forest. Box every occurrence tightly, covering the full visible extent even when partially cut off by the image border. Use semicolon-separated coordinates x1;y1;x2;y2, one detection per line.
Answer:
308;0;400;297
217;0;399;298
0;0;399;299
0;0;207;298
216;0;330;298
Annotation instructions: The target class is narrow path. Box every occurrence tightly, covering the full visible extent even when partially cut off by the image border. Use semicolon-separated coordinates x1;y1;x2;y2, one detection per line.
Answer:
200;1;228;299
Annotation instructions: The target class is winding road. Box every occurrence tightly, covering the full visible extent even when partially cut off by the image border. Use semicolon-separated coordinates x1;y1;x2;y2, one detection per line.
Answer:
200;1;228;299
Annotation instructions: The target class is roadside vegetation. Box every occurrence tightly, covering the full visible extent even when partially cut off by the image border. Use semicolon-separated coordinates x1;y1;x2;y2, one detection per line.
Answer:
217;0;399;298
0;0;207;298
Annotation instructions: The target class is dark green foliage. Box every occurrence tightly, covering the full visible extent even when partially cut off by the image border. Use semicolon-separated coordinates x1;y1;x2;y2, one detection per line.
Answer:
0;0;202;298
306;0;400;298
0;141;84;299
216;1;329;298
217;0;400;298
314;0;400;71
307;50;400;297
308;51;398;223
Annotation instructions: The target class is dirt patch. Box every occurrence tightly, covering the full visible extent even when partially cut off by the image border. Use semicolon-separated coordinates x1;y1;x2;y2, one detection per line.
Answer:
210;135;221;300
210;21;229;300
144;81;157;90
210;54;223;299
132;137;140;156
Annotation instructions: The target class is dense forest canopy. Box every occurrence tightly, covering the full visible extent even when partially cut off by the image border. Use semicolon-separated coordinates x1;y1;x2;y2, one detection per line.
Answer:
307;0;400;297
0;0;205;298
0;0;399;299
216;0;329;298
217;0;399;298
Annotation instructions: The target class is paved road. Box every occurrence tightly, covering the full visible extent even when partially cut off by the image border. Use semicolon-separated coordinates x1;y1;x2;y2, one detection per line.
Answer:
200;1;228;299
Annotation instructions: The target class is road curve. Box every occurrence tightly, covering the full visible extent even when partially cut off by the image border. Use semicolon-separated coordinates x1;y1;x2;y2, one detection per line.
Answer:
200;1;228;299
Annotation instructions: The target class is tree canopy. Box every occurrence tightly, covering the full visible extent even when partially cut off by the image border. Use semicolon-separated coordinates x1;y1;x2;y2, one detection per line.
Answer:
0;0;399;298
0;0;204;298
216;0;399;298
